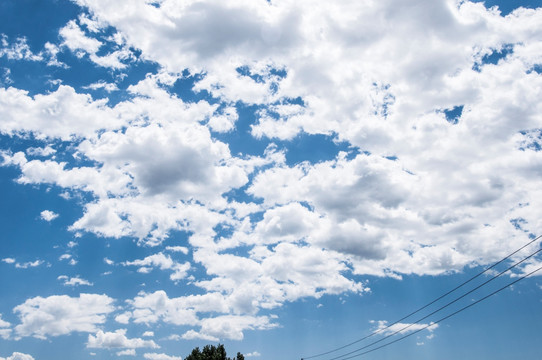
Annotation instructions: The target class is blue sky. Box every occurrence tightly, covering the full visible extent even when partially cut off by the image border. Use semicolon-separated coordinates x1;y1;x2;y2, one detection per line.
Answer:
1;1;542;360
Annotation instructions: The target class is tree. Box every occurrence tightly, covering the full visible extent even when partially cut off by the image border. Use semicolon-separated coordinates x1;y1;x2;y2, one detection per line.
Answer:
184;344;245;360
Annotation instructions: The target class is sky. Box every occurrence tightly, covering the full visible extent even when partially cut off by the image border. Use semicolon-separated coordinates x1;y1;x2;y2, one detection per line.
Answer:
0;0;542;359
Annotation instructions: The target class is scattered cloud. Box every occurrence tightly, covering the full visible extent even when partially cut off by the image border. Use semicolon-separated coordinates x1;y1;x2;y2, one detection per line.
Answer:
15;260;44;269
116;349;136;356
123;253;190;281
373;320;439;336
1;0;542;357
0;353;35;360
87;329;159;349
13;294;115;339
0;315;11;340
143;353;182;360
57;275;93;287
40;210;59;222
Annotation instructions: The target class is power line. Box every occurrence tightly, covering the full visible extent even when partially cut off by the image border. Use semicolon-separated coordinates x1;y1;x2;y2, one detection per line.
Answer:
337;263;542;360
325;245;542;360
301;234;542;360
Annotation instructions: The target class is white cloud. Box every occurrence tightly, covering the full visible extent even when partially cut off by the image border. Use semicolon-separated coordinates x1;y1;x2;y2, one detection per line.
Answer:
26;146;56;157
40;210;59;222
14;260;44;269
0;315;10;328
142;331;154;337
195;315;278;341
0;353;35;360
59;19;101;55
373;320;439;336
0;35;43;62
83;81;119;92
87;329;159;349
59;254;72;261
0;85;123;140
117;349;136;356
245;352;261;357
164;246;189;254
13;294;115;339
57;275;93;287
180;330;218;342
2;0;542;347
0;314;11;340
143;353;182;360
1;258;15;264
115;312;132;325
123;253;190;281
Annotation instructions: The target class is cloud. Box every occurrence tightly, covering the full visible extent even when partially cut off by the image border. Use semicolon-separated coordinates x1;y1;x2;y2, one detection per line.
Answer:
164;246;189;254
57;275;93;287
143;353;182;360
83;81;119;92
0;35;43;62
245;352;261;357
0;353;35;360
123;253;190;281
40;210;59;222
116;349;136;356
2;0;542;349
87;329;159;349
13;294;115;339
26;146;56;157
13;260;44;269
180;330;218;342
195;315;278;341
0;314;11;340
373;320;439;336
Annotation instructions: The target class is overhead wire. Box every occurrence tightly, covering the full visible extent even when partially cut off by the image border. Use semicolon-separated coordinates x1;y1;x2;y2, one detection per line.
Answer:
301;234;542;360
336;263;542;360
324;245;542;360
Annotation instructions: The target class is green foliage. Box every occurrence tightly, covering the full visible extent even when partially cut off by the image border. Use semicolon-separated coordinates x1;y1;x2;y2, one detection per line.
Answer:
184;344;245;360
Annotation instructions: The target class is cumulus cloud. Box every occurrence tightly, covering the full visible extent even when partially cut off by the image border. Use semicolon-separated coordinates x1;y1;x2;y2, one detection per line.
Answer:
0;314;11;340
87;329;159;349
4;259;45;269
143;353;182;360
2;0;542;348
13;294;115;339
123;253;190;281
116;349;136;356
40;210;59;222
57;275;93;287
373;320;439;336
0;353;35;360
0;35;43;62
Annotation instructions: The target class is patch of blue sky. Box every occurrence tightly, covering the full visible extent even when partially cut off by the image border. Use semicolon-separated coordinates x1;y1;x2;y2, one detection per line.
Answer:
472;44;514;72
170;70;217;104
442;105;464;125
282;269;542;360
278;133;354;166
0;1;80;49
473;0;541;15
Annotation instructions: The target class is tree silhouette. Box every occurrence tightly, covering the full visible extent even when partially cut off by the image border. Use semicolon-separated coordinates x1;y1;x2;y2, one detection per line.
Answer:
184;344;245;360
